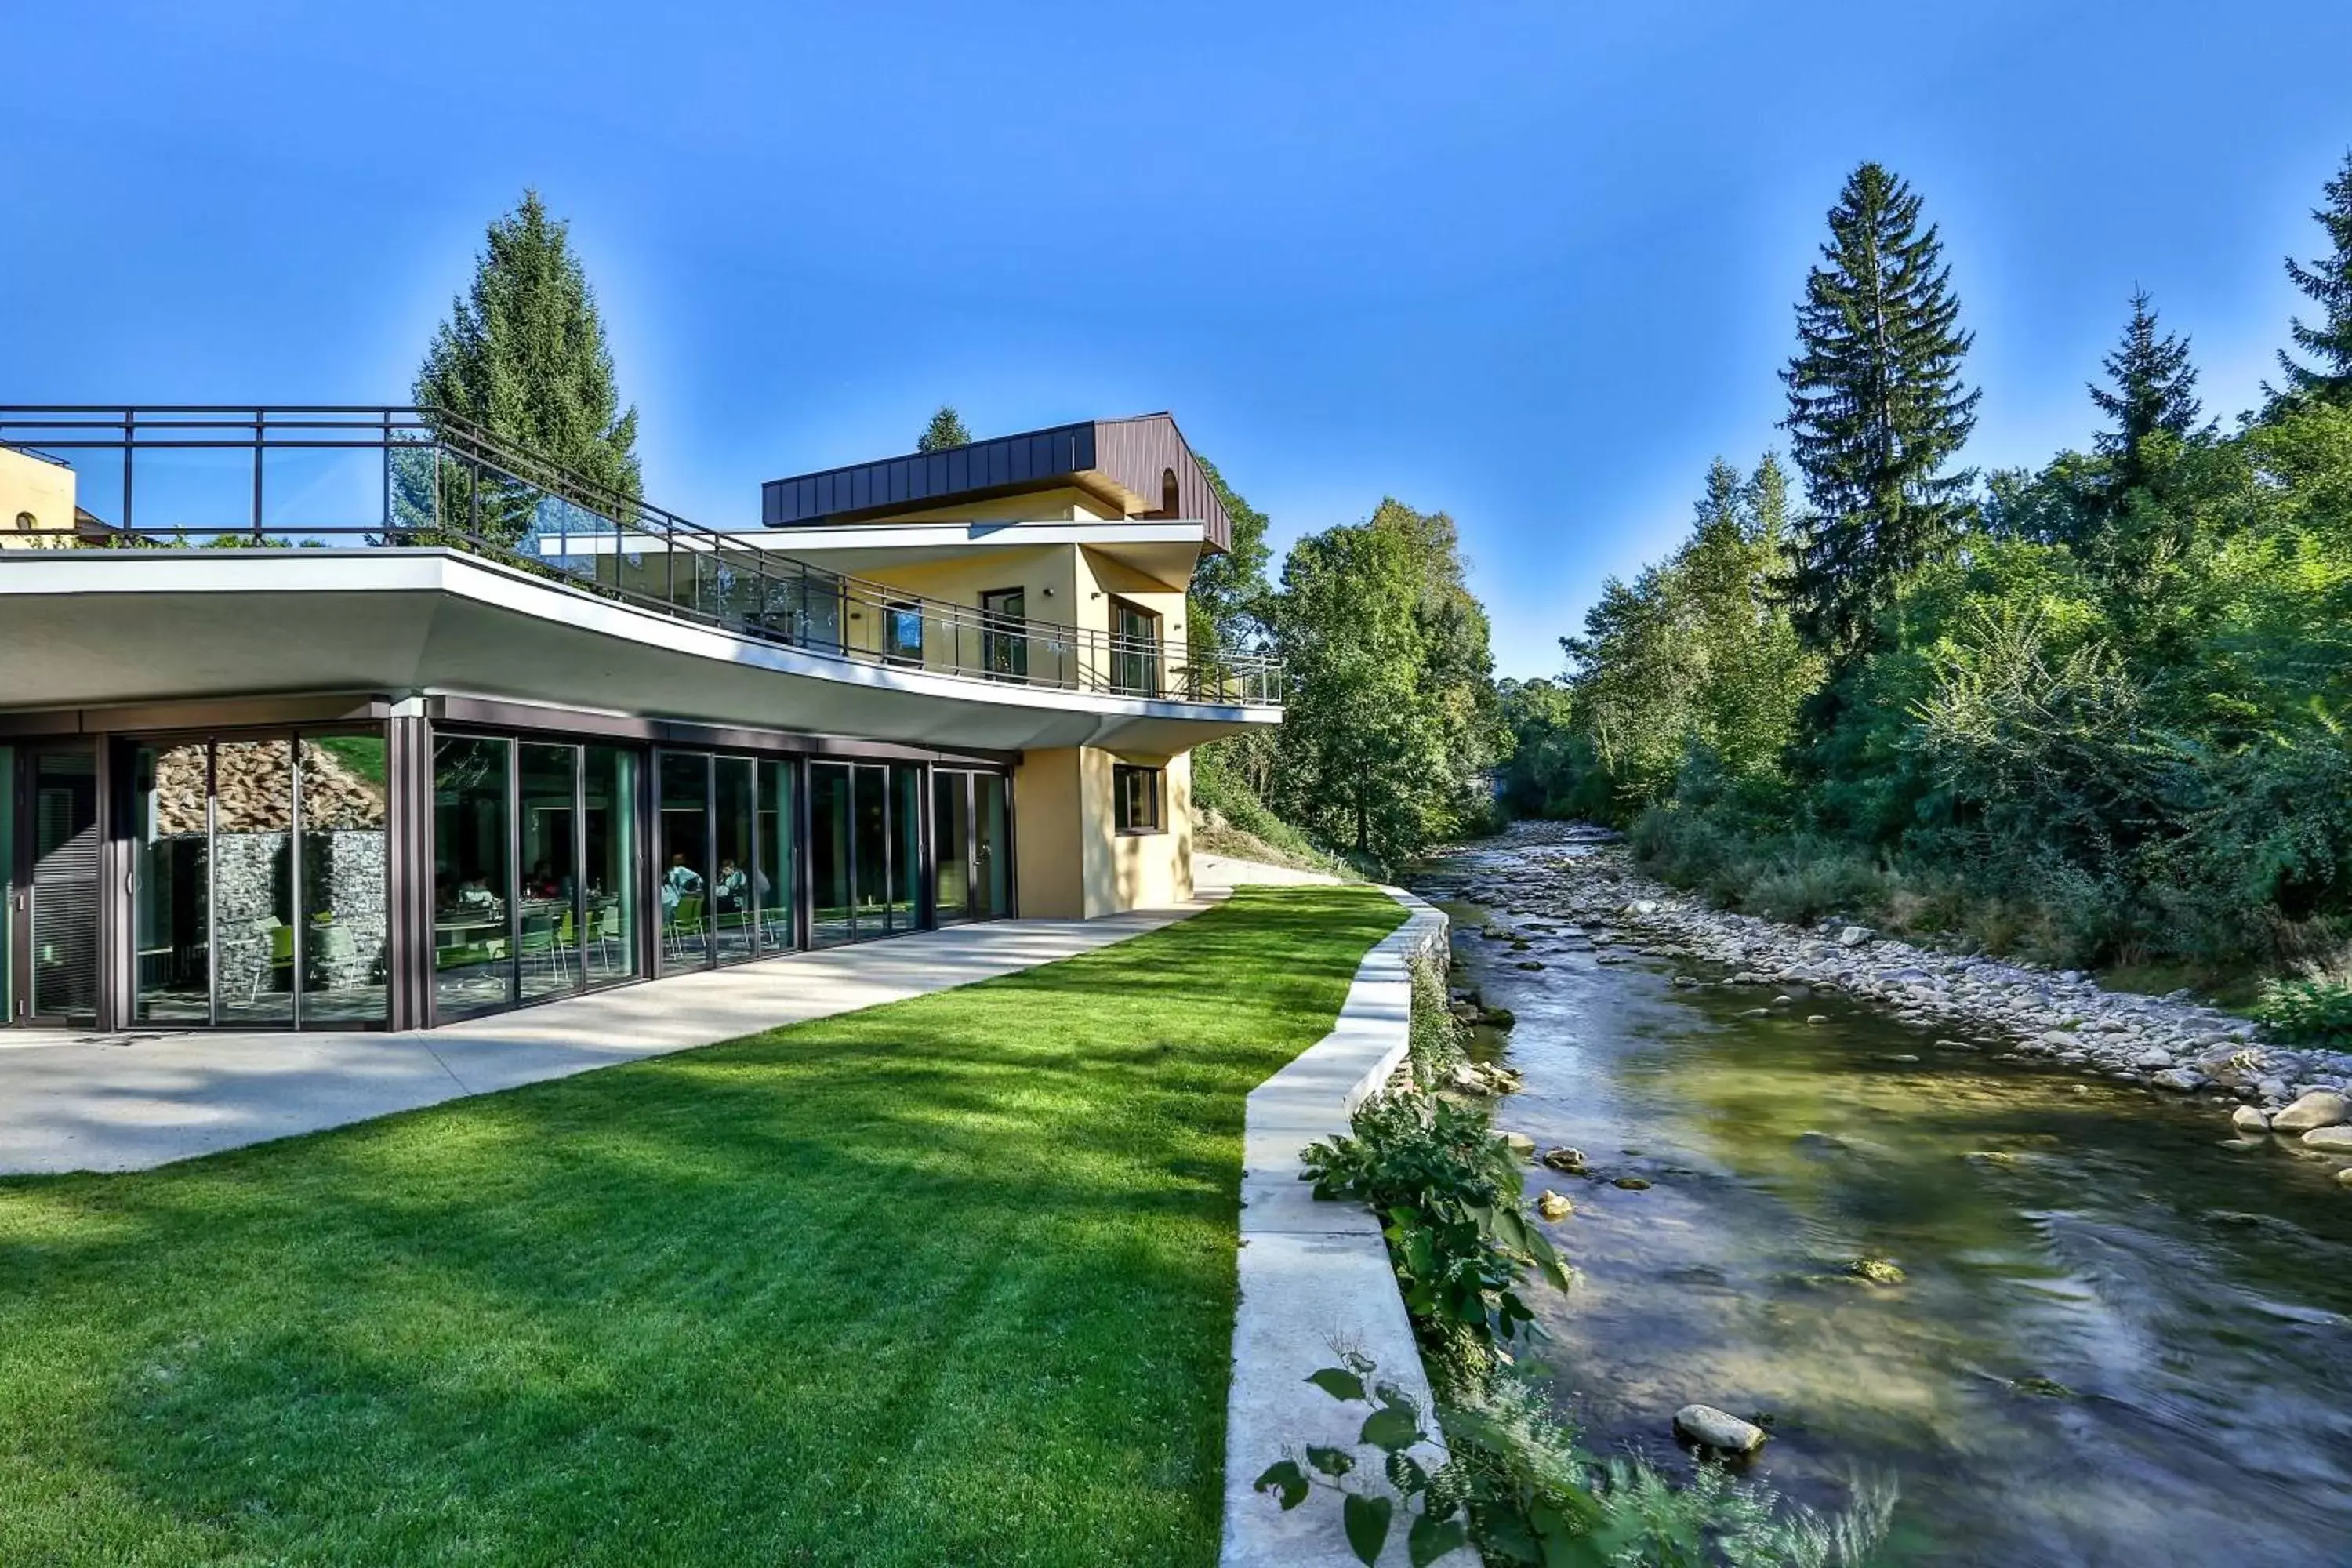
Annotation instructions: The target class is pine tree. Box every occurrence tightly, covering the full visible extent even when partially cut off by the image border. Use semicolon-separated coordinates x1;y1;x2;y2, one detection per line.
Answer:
413;190;640;531
2277;151;2352;405
1779;163;1980;658
2089;288;2201;494
917;405;973;452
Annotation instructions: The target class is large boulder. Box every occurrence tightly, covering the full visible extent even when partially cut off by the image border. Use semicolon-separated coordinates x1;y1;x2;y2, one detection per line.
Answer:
2272;1091;2350;1134
1673;1404;1766;1454
2230;1105;2272;1134
2300;1125;2352;1154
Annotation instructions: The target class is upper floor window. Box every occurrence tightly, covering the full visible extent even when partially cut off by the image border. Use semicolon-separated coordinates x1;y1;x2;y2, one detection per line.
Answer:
884;600;924;665
1110;597;1160;698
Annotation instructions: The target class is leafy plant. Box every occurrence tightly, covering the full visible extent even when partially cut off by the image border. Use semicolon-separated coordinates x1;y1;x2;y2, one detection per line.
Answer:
1253;1347;1472;1566
2255;963;2352;1047
1301;1089;1572;1362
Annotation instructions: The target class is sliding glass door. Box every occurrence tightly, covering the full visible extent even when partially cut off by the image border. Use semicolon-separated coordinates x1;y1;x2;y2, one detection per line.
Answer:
130;732;390;1028
931;769;1011;925
655;749;797;973
811;760;926;946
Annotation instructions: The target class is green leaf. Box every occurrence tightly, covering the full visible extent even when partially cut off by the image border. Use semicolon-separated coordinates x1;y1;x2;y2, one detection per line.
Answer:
1252;1458;1308;1511
1384;1449;1429;1497
1307;1367;1367;1403
1360;1403;1421;1453
1305;1445;1355;1478
1409;1512;1468;1566
1343;1492;1394;1566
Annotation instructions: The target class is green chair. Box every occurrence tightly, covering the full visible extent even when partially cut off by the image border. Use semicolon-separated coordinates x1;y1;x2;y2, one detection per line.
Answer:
247;920;295;1003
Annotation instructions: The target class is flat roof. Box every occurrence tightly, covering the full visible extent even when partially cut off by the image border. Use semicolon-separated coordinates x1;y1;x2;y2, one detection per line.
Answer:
760;414;1232;554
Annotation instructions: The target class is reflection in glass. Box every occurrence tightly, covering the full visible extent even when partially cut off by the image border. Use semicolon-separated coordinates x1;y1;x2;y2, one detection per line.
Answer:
658;751;710;974
891;764;922;931
519;743;581;1002
713;757;757;962
214;739;296;1025
934;771;972;923
434;736;513;1018
811;762;854;947
583;746;639;985
975;772;1009;920
30;748;99;1021
852;764;890;935
757;759;797;952
299;736;390;1024
132;742;211;1021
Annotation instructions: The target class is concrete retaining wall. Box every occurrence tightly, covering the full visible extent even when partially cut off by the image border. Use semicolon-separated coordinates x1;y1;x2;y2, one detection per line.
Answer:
1221;887;1475;1567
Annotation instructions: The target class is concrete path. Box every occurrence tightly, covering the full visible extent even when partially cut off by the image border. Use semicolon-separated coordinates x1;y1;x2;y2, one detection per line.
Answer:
0;902;1210;1176
1221;888;1474;1568
1195;851;1343;889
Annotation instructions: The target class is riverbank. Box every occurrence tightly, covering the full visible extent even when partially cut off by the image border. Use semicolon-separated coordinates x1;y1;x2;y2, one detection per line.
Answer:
1445;822;2352;1163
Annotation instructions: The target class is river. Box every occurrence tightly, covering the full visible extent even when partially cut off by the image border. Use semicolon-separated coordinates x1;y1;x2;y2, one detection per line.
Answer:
1413;833;2352;1567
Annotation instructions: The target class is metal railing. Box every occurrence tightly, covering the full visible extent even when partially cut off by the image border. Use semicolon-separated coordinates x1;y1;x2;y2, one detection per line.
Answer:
0;406;1283;707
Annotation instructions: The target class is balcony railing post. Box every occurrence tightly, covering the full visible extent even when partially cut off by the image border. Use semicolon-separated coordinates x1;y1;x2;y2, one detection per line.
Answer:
379;408;392;534
251;408;265;542
122;407;135;535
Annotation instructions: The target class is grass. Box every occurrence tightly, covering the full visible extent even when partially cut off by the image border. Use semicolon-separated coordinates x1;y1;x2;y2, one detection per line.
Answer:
0;885;1406;1567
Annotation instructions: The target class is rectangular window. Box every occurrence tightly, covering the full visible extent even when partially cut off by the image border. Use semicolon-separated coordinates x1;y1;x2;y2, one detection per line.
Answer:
981;587;1028;680
1112;764;1163;835
1110;598;1160;697
884;599;924;665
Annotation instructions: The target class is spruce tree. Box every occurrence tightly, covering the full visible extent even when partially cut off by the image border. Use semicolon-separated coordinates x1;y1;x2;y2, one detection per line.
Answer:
2089;288;2201;493
917;405;973;452
414;190;641;524
1779;162;1980;657
2277;151;2352;405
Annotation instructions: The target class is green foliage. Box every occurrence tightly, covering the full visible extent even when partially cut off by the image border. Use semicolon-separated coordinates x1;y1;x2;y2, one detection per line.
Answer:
1780;162;1980;659
1407;949;1472;1085
2254;959;2352;1049
1301;1090;1571;1362
1274;499;1504;865
413;189;640;549
2276;150;2352;406
916;404;972;452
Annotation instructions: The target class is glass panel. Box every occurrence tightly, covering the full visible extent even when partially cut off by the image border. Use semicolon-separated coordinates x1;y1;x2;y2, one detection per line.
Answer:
891;764;922;931
713;757;757;964
212;740;296;1025
126;444;256;543
810;763;854;948
852;765;890;938
0;746;11;1022
298;736;390;1025
757;760;796;952
658;751;710;974
30;749;99;1020
975;772;1009;920
583;746;640;985
434;736;514;1018
934;772;972;924
518;743;581;1003
982;589;1027;679
132;743;212;1022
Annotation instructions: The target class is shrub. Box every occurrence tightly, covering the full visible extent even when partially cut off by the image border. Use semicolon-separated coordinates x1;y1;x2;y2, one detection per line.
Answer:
2255;959;2352;1049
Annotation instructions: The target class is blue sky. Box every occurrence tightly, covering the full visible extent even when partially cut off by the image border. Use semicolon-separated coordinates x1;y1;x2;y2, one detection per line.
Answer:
8;2;2350;676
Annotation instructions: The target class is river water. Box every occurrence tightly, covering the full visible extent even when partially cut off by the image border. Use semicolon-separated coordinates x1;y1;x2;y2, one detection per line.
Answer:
1414;837;2352;1568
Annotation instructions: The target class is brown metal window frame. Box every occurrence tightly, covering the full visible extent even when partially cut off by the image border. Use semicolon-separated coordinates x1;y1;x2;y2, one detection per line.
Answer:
1111;762;1163;836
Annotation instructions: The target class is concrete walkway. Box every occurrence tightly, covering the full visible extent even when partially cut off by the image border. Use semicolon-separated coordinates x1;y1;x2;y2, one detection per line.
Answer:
0;902;1210;1176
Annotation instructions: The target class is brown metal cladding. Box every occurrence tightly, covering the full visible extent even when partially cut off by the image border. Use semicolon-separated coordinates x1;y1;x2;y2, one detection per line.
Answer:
759;414;1232;553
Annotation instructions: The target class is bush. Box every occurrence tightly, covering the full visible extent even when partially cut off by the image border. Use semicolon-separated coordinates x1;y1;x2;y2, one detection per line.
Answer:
2255;959;2352;1049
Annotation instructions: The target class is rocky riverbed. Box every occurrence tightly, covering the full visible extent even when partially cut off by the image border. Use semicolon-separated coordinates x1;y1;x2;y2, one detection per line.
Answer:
1447;822;2352;1176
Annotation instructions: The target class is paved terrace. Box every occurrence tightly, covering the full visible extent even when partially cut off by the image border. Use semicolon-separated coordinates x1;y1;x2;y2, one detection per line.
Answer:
0;904;1210;1176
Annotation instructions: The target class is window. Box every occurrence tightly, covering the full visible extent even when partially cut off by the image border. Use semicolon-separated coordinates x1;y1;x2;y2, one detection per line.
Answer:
1110;597;1160;697
1112;764;1163;834
884;599;924;665
980;587;1027;679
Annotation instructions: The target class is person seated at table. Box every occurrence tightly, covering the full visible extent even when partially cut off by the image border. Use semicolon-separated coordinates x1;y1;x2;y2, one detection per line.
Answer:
453;876;502;917
661;853;704;913
713;857;749;911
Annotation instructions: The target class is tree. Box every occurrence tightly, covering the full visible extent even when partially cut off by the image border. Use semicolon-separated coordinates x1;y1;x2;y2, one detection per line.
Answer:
2090;288;2201;490
1780;162;1980;659
1187;455;1273;655
2277;151;2352;406
413;189;640;540
917;405;973;452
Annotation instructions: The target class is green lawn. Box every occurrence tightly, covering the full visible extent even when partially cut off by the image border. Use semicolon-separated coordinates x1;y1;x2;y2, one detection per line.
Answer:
0;885;1403;1567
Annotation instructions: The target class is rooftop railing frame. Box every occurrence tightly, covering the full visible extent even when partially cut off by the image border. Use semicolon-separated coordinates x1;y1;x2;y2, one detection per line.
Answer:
0;405;1283;709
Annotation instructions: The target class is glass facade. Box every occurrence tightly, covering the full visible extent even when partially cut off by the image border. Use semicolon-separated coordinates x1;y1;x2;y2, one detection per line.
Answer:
2;724;1005;1035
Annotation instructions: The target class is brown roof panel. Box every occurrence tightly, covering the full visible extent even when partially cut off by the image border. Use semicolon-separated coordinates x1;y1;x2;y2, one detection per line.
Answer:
760;414;1231;553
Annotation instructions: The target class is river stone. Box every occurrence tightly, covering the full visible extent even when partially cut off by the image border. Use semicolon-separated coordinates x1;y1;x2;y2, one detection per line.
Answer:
2301;1125;2352;1153
1673;1404;1766;1454
1537;1189;1574;1221
2273;1090;2351;1133
1837;925;1876;948
1807;1014;1830;1025
2151;1069;2205;1093
1541;1147;1588;1174
2230;1105;2272;1134
1504;1132;1537;1159
2133;1047;2176;1069
2339;1167;2352;1189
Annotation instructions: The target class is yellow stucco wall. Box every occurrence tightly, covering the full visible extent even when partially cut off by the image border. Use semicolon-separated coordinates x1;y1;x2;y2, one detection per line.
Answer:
0;448;78;549
1015;745;1193;920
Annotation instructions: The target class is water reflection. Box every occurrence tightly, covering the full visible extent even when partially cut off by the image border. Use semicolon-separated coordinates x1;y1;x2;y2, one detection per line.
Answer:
1420;848;2352;1568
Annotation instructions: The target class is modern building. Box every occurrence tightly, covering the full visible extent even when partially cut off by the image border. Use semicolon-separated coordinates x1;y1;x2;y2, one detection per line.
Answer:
0;407;1278;1033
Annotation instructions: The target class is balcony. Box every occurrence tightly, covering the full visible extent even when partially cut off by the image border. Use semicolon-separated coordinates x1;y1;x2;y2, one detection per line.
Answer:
0;407;1282;710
